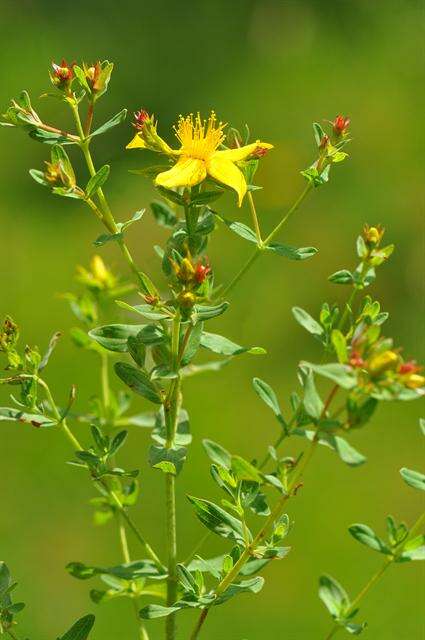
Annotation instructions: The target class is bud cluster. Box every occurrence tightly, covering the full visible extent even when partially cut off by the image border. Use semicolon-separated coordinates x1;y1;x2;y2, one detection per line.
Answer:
170;252;212;309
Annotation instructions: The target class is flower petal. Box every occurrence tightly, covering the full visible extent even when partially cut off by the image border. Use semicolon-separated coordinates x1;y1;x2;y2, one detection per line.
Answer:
126;133;147;150
155;157;207;189
207;156;247;206
214;141;273;161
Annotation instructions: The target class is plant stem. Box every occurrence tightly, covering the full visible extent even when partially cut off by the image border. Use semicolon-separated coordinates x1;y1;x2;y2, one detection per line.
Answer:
100;351;110;413
38;377;83;451
247;191;262;244
108;488;164;570
163;311;182;640
5;629;20;640
68;99;148;291
220;182;313;298
116;514;148;640
189;609;208;640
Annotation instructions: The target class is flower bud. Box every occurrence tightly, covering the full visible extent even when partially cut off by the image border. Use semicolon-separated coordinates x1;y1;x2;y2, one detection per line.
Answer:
398;360;420;375
194;260;211;284
178;291;196;308
126;113;173;154
50;59;75;91
144;294;159;306
405;374;425;390
81;61;113;97
332;115;350;137
133;109;151;130
0;316;19;352
349;350;364;368
363;224;384;247
368;350;399;377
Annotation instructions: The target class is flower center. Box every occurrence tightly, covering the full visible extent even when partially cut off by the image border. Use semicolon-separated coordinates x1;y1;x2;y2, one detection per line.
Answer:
174;112;226;161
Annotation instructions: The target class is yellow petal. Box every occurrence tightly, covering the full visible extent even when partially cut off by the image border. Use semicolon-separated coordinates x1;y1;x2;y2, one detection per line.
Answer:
214;141;274;161
207;156;247;206
155;156;207;189
126;133;147;150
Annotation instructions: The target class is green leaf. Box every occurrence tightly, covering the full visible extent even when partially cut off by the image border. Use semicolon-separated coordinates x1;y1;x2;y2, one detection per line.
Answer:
191;189;224;205
203;439;232;469
313;122;326;146
192;302;229;322
187;496;246;544
295;429;366;466
58;615;95;640
329;269;354;285
215;576;264;604
0;407;55;427
116;300;170;321
267;243;318;260
67;560;163;581
156;185;185;205
302;361;356;390
231;455;262;483
397;535;425;562
93;232;123;246
149;444;187;475
331;330;348;363
252;377;287;430
86;165;110;198
200;332;265;356
318;574;349;618
89;324;144;352
302;369;324;420
349;524;390;554
400;467;425;491
292;307;324;337
139;603;183;619
114;362;163;404
215;214;257;243
180;321;203;366
150;201;177;228
90;109;127;138
29;168;49;186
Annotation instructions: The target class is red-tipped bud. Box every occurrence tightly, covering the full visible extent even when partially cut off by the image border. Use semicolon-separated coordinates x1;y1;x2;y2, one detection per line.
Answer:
144;294;159;306
51;59;75;90
398;360;421;375
133;109;151;130
349;350;364;369
332;115;350;136
194;260;211;285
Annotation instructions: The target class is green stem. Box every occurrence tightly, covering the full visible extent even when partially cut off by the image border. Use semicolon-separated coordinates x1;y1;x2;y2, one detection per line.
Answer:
247;191;262;245
108;489;164;571
38;377;83;450
5;629;20;640
220;182;313;299
100;352;110;413
117;515;147;640
163;312;182;640
68;99;148;290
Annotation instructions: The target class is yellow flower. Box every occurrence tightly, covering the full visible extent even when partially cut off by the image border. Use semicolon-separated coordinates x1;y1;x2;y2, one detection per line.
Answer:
127;112;273;206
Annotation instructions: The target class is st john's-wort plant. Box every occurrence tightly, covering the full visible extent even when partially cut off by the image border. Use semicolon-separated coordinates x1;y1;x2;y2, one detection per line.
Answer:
0;59;423;640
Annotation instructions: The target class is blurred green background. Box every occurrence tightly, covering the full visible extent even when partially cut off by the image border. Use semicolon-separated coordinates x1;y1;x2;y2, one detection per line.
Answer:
0;0;424;638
